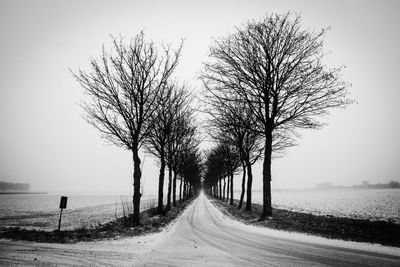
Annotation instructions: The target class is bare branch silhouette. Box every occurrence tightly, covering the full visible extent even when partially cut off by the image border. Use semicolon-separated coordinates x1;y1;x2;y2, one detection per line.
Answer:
73;32;182;224
202;13;352;219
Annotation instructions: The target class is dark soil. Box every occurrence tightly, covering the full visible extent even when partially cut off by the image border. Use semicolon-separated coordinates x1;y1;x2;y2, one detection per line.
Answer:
210;197;400;247
0;198;194;244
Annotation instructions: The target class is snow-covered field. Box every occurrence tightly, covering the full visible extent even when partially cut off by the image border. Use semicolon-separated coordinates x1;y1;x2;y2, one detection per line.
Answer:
0;193;157;230
1;188;399;232
253;188;400;223
1;193;399;266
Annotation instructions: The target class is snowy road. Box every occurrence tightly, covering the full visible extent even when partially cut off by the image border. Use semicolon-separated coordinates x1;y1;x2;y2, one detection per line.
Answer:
1;193;399;266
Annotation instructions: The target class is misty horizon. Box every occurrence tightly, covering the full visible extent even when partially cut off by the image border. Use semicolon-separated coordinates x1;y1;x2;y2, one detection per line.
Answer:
1;1;400;265
1;0;400;193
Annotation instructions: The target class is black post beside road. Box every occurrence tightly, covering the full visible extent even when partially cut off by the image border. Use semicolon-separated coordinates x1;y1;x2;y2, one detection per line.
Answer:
58;196;68;231
58;208;63;231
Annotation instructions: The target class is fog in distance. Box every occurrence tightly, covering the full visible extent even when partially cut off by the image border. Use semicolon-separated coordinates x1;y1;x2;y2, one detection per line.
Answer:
1;0;399;193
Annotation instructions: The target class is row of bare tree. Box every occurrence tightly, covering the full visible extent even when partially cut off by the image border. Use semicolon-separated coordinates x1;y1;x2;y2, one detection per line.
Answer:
203;13;351;219
74;12;352;223
74;32;202;225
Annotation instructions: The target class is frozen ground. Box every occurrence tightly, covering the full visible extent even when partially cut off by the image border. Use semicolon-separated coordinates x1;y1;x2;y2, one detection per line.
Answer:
260;188;400;223
1;193;399;266
0;193;157;230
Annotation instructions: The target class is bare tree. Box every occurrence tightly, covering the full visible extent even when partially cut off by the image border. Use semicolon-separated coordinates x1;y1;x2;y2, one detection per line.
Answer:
203;13;351;219
167;106;197;208
74;32;182;224
203;147;224;199
220;142;240;205
203;143;236;201
206;101;263;210
146;82;190;214
174;119;199;204
180;147;203;198
175;139;202;201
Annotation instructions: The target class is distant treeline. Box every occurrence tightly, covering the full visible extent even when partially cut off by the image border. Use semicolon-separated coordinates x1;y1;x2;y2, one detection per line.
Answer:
0;181;30;192
356;180;400;189
316;181;400;189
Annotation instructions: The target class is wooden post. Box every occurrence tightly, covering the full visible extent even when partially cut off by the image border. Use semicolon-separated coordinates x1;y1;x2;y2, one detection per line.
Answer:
58;208;63;231
57;196;68;231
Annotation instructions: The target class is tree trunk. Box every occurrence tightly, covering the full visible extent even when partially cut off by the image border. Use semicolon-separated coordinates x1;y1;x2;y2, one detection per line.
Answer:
238;161;246;209
132;148;142;225
223;177;226;201
219;179;222;200
261;130;273;219
220;178;223;200
179;177;183;203
230;171;234;205
183;181;185;200
173;166;177;206
227;172;230;202
157;149;166;214
245;160;253;211
166;166;172;210
184;181;187;200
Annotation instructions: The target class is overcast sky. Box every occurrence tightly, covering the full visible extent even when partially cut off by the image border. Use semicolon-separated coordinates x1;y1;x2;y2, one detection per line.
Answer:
1;0;399;193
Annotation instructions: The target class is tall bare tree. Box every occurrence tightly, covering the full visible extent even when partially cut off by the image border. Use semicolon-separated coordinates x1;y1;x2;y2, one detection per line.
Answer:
175;127;201;202
74;32;182;224
174;120;199;203
206;100;263;210
203;143;233;201
167;106;197;208
220;142;240;205
203;13;351;219
180;147;203;198
147;82;190;213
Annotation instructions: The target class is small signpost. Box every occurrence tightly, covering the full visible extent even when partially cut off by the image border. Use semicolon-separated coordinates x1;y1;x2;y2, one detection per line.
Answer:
58;196;68;231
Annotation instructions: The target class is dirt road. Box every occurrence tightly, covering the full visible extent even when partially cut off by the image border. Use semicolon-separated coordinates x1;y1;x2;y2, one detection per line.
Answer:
1;193;399;266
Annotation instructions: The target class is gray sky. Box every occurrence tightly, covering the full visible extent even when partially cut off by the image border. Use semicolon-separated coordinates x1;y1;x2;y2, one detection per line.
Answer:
1;0;399;193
